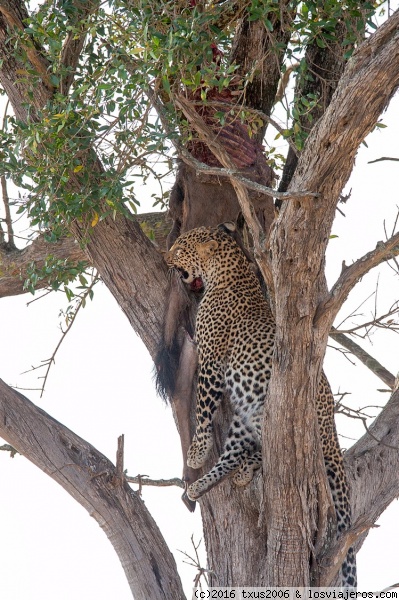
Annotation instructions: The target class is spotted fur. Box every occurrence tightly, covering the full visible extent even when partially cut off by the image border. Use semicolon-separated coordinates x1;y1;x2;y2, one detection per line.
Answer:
165;223;356;588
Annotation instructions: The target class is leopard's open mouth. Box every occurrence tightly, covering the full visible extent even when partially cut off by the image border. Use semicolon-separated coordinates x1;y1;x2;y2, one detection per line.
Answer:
190;277;204;292
176;268;204;292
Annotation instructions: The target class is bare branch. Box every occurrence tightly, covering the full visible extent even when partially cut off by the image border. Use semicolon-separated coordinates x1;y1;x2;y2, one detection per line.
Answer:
0;378;186;600
316;232;399;327
126;475;184;489
333;303;399;336
329;328;396;390
368;156;399;164
177;149;315;202
115;434;125;484
178;536;212;593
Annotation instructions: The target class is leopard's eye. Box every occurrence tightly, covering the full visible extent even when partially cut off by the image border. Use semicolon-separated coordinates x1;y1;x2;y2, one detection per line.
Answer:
178;268;190;280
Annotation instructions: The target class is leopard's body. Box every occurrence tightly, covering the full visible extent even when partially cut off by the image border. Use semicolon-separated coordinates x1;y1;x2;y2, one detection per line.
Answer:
165;223;356;588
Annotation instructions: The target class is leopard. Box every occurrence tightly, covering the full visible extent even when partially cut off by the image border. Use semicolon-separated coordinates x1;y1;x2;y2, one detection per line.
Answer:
165;222;356;588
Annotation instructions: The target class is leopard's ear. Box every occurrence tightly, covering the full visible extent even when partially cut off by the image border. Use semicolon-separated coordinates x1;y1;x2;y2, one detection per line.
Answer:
196;240;218;259
163;247;173;262
164;243;179;263
218;221;236;235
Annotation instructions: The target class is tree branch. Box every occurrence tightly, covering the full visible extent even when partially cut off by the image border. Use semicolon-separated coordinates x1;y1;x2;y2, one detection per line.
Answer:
0;234;86;298
368;156;399;164
0;174;15;249
177;149;315;202
230;1;295;135
345;385;399;552
316;233;399;327
0;378;186;600
126;475;185;490
59;0;101;95
0;211;170;299
329;328;396;390
319;515;375;587
0;0;53;91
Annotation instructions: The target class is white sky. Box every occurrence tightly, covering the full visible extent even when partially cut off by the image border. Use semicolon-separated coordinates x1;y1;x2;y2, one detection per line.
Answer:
1;89;399;600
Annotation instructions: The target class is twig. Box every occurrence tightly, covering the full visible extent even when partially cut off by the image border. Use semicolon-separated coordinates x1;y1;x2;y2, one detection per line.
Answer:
178;536;215;591
333;304;399;336
335;399;378;420
368;156;399;164
335;289;376;330
125;475;185;489
327;343;357;366
22;274;99;397
0;443;18;457
114;434;124;485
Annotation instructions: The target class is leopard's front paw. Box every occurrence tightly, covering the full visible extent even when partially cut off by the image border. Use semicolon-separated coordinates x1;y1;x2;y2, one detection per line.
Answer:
187;433;213;469
187;478;207;501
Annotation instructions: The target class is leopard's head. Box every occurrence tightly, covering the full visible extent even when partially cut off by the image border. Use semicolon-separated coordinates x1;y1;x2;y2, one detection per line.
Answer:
164;222;238;291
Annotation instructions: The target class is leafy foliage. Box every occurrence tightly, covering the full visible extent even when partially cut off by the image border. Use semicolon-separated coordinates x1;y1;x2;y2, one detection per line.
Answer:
0;0;384;291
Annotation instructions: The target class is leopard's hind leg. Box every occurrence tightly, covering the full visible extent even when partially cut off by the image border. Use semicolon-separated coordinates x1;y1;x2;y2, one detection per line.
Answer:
187;360;225;469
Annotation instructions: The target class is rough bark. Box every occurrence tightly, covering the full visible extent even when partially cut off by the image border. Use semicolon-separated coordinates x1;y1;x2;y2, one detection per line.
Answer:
277;16;364;196
346;385;399;539
263;9;399;585
0;379;186;600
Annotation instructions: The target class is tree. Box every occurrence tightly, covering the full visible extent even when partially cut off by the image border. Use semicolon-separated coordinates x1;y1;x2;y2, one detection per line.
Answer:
0;0;399;596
